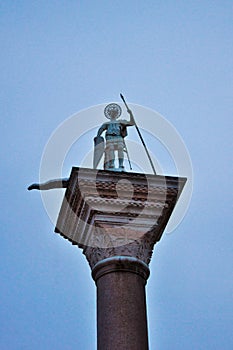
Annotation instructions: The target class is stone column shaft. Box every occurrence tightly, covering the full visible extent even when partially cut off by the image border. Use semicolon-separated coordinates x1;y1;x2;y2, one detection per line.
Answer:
92;257;150;350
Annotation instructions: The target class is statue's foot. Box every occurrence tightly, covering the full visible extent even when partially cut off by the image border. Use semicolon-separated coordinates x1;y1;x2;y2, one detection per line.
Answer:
27;183;40;191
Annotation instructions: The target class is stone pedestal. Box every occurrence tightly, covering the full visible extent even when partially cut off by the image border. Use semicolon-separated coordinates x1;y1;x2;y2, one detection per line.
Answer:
55;167;186;349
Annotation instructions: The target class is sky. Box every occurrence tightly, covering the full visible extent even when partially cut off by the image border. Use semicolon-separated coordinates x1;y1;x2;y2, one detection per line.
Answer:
1;1;233;349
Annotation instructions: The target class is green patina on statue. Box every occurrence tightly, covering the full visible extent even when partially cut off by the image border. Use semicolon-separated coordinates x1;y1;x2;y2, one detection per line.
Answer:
93;103;134;171
27;95;156;191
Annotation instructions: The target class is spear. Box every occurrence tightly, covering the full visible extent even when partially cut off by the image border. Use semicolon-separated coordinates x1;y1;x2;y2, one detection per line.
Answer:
120;93;157;175
123;139;132;170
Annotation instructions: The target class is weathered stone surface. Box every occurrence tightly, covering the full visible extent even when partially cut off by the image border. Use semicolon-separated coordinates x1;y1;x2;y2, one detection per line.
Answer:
55;167;186;268
92;256;150;350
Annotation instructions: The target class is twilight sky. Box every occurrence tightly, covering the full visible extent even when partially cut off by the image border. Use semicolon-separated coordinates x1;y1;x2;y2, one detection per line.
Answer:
1;1;233;349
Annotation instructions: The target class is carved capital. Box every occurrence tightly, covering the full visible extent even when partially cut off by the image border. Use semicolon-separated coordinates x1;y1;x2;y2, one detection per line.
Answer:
55;167;186;269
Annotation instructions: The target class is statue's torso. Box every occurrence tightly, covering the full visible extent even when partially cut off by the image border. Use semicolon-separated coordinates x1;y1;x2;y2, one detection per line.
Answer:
106;121;122;137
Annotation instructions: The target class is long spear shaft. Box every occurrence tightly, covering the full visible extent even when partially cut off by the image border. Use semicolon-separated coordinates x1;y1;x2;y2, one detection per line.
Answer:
120;93;157;175
123;139;132;170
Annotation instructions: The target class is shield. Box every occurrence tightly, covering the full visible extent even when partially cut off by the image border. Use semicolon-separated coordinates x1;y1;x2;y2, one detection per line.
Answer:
93;136;105;169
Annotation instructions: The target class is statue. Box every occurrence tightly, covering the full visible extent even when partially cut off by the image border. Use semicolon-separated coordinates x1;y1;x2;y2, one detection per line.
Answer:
93;103;135;171
28;95;156;191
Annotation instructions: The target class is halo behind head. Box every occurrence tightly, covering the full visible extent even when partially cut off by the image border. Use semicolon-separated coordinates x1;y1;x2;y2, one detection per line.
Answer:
104;103;122;119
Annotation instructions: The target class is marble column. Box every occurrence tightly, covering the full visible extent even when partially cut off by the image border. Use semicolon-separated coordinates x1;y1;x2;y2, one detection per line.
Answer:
55;167;186;349
92;256;149;350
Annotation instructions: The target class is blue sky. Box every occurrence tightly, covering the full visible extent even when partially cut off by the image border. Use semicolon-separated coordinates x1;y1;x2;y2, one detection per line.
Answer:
1;1;232;349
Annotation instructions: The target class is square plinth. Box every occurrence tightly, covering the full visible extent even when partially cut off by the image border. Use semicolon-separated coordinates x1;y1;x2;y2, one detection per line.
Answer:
55;168;186;263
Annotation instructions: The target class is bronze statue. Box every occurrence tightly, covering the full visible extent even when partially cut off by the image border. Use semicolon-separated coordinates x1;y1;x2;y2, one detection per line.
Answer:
93;103;134;171
28;95;156;191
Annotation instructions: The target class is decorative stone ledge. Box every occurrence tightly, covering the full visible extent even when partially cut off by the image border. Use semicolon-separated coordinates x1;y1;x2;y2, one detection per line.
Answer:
92;256;150;284
55;167;186;269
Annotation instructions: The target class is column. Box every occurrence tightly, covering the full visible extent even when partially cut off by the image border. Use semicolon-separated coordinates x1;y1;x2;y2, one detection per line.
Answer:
92;256;150;350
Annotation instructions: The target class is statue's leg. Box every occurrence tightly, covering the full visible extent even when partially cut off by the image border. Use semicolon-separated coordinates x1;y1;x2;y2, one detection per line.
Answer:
105;141;115;169
118;141;124;168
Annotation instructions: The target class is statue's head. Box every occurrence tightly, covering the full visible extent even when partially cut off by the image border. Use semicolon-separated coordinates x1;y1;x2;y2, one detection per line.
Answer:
104;103;122;120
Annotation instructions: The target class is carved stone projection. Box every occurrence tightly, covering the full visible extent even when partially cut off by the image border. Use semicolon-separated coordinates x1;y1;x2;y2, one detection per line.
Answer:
55;167;186;269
